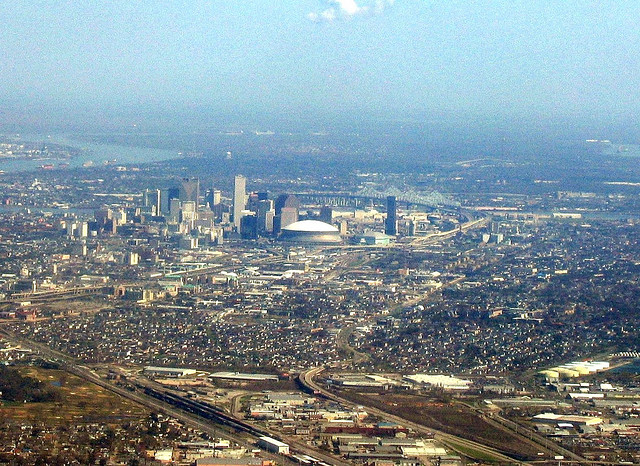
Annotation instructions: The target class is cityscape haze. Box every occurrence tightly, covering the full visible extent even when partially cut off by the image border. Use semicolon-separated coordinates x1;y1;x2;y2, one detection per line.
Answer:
1;2;640;466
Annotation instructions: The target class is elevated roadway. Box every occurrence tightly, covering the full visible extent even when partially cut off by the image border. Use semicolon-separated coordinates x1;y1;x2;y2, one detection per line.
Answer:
0;328;347;465
1;285;112;304
299;367;519;463
299;367;600;464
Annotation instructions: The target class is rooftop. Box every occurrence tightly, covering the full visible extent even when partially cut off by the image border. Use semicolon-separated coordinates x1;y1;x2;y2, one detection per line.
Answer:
282;220;339;233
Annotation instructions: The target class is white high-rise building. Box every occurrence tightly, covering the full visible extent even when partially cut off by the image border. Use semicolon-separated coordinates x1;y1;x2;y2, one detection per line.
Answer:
233;175;247;232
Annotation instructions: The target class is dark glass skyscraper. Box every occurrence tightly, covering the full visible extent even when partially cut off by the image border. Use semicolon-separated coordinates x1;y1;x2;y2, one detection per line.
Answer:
179;177;200;205
385;195;397;235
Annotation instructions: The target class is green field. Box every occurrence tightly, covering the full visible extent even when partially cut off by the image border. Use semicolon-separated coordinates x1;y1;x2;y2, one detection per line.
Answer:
0;366;146;425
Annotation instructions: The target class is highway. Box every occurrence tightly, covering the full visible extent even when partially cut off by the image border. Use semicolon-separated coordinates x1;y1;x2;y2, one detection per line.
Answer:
299;366;524;464
299;367;609;465
0;328;294;464
0;327;351;465
0;285;112;304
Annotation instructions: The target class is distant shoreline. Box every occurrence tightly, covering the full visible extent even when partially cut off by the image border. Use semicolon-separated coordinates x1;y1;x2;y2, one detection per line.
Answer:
0;134;180;173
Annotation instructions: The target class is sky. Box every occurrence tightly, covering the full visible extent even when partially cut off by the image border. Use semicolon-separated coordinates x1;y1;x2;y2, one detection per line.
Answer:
1;1;639;128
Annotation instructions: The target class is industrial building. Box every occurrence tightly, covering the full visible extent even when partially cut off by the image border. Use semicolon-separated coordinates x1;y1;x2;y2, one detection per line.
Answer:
209;371;279;382
403;374;472;390
533;412;603;426
143;366;198;378
353;231;393;245
196;459;272;466
257;436;290;455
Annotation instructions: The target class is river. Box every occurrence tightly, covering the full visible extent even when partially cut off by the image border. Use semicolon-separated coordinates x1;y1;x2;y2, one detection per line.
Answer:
0;134;180;173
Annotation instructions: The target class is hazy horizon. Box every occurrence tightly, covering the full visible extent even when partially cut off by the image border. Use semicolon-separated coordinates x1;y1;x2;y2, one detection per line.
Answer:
1;1;639;137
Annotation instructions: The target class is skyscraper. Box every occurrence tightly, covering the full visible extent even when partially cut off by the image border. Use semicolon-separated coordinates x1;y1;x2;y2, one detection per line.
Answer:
240;213;258;239
385;195;397;236
212;189;221;206
319;205;333;224
144;188;161;215
233;175;247;232
162;187;180;214
257;199;275;234
179;177;200;205
274;194;300;232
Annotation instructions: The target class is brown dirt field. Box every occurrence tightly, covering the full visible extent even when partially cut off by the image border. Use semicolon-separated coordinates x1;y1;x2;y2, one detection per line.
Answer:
0;367;147;426
339;390;543;461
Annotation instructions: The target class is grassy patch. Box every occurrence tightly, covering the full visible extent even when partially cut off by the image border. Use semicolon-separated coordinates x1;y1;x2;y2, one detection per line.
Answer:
444;439;504;462
0;366;146;426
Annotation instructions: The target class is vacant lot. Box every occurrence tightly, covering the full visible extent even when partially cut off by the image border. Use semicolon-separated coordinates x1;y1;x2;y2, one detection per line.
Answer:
339;390;543;461
0;366;146;425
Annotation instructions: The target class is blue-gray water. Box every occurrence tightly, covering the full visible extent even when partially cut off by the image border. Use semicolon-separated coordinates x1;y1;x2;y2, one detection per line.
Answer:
0;134;180;173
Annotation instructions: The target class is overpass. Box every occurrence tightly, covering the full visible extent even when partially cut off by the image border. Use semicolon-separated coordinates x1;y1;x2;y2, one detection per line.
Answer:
1;285;112;304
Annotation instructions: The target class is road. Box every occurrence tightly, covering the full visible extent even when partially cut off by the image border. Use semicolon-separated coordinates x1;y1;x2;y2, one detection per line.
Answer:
335;273;468;367
0;327;356;465
301;367;602;465
409;215;490;245
0;327;300;465
0;285;112;304
300;366;524;464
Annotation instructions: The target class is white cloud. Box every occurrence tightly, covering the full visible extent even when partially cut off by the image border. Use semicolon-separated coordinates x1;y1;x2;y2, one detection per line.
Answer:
308;0;395;22
375;0;395;13
335;0;367;16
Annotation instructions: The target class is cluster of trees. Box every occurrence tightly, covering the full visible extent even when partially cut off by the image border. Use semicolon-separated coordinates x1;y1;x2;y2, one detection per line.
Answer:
0;365;61;403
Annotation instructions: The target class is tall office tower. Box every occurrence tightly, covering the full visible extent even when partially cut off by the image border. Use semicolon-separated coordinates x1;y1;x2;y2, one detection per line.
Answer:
233;175;247;232
208;188;223;215
257;199;274;234
168;198;181;223
264;210;275;234
114;209;127;225
257;192;269;201
385;195;397;236
274;194;300;232
95;208;113;227
152;189;161;215
143;189;153;208
240;214;258;239
279;207;298;231
246;192;260;213
212;189;221;206
160;190;168;214
144;188;160;212
275;194;300;214
179;177;200;205
181;201;197;222
66;221;78;237
79;222;89;238
162;187;180;213
319;205;333;224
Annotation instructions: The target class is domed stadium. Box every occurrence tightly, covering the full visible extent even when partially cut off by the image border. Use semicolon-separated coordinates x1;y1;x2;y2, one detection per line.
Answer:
279;220;342;244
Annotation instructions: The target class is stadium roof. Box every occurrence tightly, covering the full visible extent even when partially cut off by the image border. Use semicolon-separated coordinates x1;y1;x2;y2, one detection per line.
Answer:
282;220;339;233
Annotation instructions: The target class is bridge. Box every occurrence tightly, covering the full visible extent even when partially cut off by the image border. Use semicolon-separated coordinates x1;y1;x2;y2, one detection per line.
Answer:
1;285;112;304
293;189;459;210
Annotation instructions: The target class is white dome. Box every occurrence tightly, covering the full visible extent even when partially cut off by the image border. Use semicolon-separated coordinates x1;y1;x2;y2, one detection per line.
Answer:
282;220;339;233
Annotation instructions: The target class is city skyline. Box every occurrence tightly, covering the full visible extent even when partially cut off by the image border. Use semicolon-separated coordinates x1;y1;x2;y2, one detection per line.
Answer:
2;3;640;464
